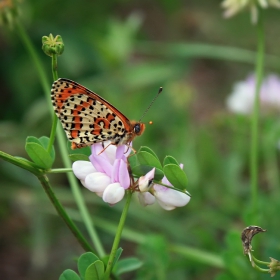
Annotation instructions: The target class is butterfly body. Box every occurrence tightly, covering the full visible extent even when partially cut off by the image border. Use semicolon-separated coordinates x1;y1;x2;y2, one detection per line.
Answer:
51;78;145;149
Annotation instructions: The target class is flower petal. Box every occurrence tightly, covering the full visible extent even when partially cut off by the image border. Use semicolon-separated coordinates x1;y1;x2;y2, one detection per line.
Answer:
102;183;125;204
154;186;190;210
116;144;131;160
72;161;96;180
157;200;177;211
84;172;111;193
138;192;155;206
90;151;113;176
138;168;155;192
118;159;130;189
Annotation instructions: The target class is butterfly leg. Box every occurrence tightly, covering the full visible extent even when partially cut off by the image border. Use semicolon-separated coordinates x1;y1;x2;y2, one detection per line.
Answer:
98;142;113;155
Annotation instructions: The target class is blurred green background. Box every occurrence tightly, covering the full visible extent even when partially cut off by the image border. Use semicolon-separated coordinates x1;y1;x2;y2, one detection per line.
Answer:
1;1;280;279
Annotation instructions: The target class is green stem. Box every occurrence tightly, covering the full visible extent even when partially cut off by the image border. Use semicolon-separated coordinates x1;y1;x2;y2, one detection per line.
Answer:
15;22;105;256
53;207;226;269
47;54;58;153
0;150;42;176
103;191;133;280
48;40;105;257
47;112;58;153
50;52;105;257
37;173;95;252
250;10;265;222
15;21;51;106
52;53;59;81
61;139;106;257
0;151;94;252
47;168;73;173
252;255;270;266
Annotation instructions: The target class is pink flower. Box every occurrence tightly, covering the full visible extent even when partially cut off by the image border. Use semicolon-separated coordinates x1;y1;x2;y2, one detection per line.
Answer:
226;74;280;114
73;142;191;210
138;168;156;206
138;165;191;210
72;142;130;205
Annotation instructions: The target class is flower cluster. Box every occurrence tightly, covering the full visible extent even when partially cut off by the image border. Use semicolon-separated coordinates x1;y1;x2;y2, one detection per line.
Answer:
138;167;190;211
72;142;190;210
221;0;280;24
73;143;130;205
226;74;280;114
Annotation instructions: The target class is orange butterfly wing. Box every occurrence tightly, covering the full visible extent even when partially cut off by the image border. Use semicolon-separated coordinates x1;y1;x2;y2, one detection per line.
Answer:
51;78;145;149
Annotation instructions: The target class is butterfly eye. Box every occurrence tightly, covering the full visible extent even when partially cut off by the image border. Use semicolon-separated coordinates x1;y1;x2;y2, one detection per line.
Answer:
134;123;141;134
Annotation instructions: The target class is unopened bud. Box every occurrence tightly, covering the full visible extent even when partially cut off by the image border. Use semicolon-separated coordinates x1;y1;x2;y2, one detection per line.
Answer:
42;34;64;57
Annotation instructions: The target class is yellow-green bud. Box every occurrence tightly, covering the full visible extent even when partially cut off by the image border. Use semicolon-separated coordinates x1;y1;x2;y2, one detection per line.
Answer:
42;34;64;57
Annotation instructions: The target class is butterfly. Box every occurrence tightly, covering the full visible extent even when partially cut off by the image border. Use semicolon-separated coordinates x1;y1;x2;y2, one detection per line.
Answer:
51;78;146;149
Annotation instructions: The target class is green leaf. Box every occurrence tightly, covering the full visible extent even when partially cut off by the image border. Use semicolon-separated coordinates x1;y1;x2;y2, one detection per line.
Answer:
38;136;55;160
69;154;90;162
25;136;54;169
128;153;139;169
139;146;159;160
78;252;99;280
59;269;81;280
137;151;162;170
114;257;143;276
163;164;188;191
112;247;123;269
163;155;179;166
85;260;104;280
131;165;164;181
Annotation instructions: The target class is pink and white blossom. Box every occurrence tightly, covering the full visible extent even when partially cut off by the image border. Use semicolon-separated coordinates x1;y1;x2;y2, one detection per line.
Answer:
72;142;130;205
73;142;190;210
138;165;190;210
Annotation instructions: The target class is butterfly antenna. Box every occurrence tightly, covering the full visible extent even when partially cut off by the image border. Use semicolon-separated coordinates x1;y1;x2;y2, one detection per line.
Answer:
139;87;163;122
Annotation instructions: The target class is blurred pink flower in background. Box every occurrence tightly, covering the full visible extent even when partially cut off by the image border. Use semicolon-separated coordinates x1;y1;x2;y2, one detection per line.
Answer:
226;74;280;114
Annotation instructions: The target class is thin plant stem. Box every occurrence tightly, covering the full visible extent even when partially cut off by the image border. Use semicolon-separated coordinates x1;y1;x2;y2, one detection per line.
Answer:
47;112;58;153
250;10;265;222
47;54;58;153
61;139;106;257
55;207;226;269
15;21;105;257
103;191;133;280
52;53;58;81
37;173;95;252
47;168;73;173
15;21;51;106
0;150;94;252
49;52;105;258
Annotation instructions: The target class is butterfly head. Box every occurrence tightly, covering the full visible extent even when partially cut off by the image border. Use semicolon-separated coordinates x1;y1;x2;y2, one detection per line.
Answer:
131;121;145;136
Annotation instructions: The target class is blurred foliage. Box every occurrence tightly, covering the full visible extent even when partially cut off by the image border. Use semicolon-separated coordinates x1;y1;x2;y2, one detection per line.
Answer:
1;0;280;279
